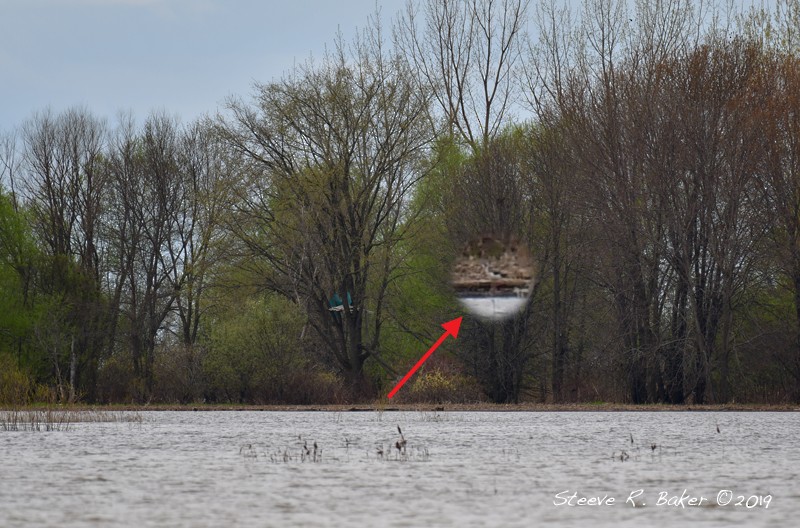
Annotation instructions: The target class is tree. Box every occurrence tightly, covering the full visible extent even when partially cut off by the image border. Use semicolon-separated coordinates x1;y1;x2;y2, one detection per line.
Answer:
18;108;109;401
0;187;38;365
759;48;800;402
205;294;313;403
522;122;590;402
219;23;432;396
655;40;768;403
0;131;20;208
526;0;776;403
526;0;654;403
105;113;184;400
169;121;232;350
397;0;529;152
449;133;541;402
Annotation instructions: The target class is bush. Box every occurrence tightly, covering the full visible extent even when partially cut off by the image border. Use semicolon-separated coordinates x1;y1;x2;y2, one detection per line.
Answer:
274;369;346;405
0;355;33;406
152;343;206;404
95;351;135;403
403;367;483;404
203;294;343;404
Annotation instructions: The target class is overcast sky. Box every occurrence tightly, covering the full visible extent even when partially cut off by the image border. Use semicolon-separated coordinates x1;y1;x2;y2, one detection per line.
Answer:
1;0;766;132
0;0;390;129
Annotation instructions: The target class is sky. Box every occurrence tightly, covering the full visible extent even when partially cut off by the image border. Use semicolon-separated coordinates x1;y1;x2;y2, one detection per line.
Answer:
0;0;768;132
0;0;390;129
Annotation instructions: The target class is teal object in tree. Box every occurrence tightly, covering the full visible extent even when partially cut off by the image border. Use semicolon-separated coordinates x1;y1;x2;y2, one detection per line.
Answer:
328;292;353;322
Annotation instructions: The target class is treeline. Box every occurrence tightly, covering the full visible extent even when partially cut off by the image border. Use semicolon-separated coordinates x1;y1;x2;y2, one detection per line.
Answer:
2;0;800;405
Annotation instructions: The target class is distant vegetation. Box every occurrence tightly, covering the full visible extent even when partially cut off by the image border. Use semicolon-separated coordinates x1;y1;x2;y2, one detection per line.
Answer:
3;0;800;406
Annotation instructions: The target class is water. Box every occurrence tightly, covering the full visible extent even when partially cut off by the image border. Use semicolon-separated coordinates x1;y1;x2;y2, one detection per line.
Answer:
1;411;798;527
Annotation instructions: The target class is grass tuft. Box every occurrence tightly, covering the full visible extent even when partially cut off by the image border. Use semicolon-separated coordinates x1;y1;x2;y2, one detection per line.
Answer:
0;408;143;431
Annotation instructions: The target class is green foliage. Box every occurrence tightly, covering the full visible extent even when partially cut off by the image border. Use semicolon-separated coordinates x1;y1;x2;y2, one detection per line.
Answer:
204;293;338;403
410;136;468;221
0;189;45;375
2;185;115;402
372;138;466;388
0;191;32;339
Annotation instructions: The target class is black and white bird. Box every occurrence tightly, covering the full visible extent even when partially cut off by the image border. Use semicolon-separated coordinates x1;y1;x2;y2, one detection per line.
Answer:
395;426;407;453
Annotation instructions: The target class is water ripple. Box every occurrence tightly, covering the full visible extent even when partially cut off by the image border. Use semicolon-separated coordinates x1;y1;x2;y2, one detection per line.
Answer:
1;411;797;527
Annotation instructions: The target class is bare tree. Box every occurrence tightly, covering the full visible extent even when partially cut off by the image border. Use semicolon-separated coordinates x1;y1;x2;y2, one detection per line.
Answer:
526;0;658;403
106;113;184;400
0;131;20;210
397;0;529;152
147;120;235;397
656;40;768;403
167;120;232;348
759;47;800;402
525;0;721;403
524;122;594;402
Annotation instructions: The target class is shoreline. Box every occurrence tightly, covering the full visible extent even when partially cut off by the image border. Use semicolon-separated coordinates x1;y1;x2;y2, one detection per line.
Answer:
4;402;799;412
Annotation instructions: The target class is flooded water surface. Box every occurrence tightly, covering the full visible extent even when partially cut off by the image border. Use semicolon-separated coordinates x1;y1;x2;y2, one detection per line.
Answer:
1;411;798;527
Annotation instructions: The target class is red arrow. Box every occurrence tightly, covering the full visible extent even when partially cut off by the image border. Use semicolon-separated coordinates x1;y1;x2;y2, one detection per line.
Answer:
387;317;463;399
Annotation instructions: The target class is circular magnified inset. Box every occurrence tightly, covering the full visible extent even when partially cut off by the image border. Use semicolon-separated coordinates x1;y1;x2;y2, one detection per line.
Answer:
451;234;535;321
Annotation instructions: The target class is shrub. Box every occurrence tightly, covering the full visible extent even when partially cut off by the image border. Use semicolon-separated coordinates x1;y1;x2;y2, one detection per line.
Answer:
403;367;483;404
0;355;33;406
95;351;135;403
152;343;206;404
203;294;343;404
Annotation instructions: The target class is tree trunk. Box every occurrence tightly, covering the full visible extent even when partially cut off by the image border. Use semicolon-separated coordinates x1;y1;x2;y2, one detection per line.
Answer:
693;344;709;404
69;335;76;403
665;281;688;403
551;250;566;402
792;272;800;403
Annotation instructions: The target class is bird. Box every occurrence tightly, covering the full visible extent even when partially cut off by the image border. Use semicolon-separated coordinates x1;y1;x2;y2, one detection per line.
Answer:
396;426;407;454
481;262;503;280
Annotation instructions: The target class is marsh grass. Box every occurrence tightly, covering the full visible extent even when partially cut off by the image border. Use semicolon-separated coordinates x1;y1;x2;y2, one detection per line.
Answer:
0;408;143;431
252;443;325;463
242;425;432;464
239;433;326;463
372;443;431;462
1;409;73;431
612;437;672;462
417;410;464;422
